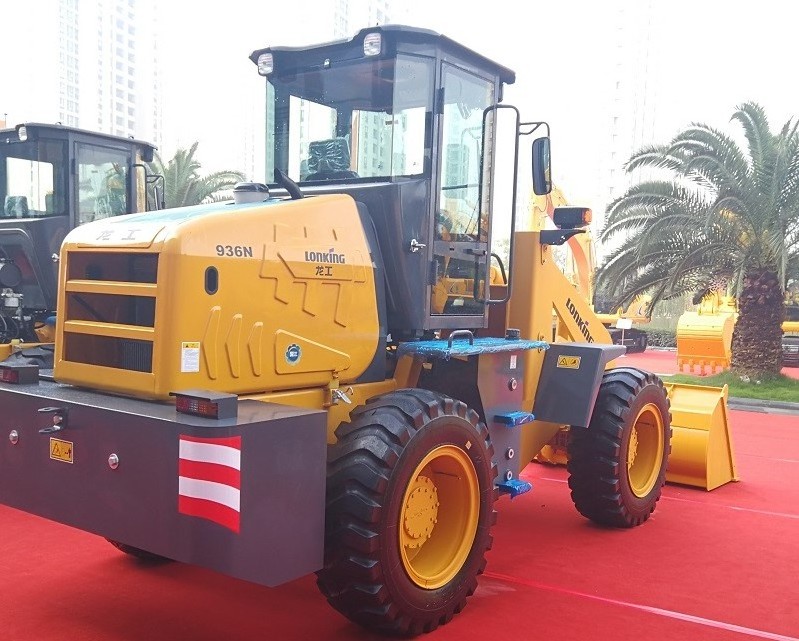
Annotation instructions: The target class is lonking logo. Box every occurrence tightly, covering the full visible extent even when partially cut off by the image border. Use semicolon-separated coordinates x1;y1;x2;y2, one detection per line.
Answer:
566;297;594;343
304;248;346;264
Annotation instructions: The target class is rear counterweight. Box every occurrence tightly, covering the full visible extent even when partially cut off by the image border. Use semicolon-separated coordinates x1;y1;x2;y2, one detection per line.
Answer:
0;380;327;587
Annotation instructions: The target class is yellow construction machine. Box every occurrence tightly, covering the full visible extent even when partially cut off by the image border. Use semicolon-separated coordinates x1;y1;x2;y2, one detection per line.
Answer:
530;187;651;351
0;26;732;637
0;123;160;367
784;288;799;366
676;290;737;374
676;289;799;372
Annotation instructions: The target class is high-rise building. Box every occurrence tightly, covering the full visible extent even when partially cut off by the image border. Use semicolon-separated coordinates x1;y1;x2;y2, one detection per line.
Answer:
600;0;664;228
0;0;161;148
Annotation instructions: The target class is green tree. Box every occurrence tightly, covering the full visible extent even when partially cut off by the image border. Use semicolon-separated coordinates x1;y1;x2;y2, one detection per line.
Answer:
150;142;245;208
597;102;799;374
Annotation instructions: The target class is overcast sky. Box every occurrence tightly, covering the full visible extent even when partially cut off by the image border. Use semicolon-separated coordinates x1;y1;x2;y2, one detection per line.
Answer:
156;0;799;213
4;0;799;216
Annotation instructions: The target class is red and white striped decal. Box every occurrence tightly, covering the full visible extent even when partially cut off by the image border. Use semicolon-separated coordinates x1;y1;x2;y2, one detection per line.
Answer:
178;435;241;533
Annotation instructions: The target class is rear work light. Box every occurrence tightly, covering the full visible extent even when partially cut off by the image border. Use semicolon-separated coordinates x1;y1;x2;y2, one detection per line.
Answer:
0;363;39;385
171;390;238;420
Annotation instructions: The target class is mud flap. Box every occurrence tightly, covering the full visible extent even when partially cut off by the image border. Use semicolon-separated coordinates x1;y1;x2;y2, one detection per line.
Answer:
533;343;625;427
665;383;738;490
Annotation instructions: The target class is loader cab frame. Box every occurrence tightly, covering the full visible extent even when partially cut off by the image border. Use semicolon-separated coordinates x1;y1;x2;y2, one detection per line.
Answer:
252;26;541;338
0;123;158;342
0;123;157;227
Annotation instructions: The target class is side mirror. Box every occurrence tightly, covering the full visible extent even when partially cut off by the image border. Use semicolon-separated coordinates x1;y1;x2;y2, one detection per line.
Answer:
532;136;552;195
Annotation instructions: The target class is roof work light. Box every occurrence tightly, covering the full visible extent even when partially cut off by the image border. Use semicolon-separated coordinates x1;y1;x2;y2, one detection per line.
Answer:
363;32;382;56
257;53;274;76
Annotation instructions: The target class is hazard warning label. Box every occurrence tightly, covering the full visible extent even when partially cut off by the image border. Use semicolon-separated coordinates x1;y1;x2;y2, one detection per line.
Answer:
556;355;581;370
50;437;74;464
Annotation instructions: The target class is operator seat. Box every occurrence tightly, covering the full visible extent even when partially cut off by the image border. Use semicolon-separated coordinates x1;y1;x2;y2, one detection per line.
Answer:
305;137;359;181
4;196;29;218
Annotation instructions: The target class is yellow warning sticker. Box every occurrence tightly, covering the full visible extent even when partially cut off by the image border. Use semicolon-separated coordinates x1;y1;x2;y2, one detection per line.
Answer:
50;437;74;464
181;341;201;373
556;355;581;370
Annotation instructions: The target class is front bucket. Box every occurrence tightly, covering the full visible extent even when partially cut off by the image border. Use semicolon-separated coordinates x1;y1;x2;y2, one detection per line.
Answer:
665;383;738;491
534;426;569;465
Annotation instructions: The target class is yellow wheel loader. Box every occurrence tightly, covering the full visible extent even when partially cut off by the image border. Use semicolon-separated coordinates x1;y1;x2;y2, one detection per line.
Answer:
0;26;701;636
0;123;160;366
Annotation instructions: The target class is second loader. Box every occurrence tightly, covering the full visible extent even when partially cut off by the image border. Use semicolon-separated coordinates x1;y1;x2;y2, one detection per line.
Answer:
0;122;160;366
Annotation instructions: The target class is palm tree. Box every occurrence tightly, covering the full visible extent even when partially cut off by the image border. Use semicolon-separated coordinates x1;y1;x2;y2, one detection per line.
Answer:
597;102;799;373
149;142;245;208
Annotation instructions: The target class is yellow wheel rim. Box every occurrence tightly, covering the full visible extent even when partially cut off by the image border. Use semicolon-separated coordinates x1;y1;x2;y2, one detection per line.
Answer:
627;402;665;498
399;444;479;589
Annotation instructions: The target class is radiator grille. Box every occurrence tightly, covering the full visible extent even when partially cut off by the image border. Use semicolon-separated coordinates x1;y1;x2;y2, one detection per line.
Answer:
68;252;158;283
63;335;153;372
66;292;156;326
61;251;158;374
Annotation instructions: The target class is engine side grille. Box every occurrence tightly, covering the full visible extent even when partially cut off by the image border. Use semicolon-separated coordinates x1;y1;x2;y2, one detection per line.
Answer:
64;335;153;372
68;252;158;283
60;251;158;374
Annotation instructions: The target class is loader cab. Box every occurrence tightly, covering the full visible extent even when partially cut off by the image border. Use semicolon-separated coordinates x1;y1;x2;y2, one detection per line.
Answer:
0;123;158;342
252;26;523;338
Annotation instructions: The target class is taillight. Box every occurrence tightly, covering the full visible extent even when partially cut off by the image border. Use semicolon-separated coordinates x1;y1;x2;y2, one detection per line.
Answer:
0;363;39;384
171;390;237;420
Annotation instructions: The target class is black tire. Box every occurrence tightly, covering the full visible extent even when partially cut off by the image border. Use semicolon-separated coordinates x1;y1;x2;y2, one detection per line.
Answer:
317;389;497;636
106;539;171;563
637;333;648;353
567;367;671;528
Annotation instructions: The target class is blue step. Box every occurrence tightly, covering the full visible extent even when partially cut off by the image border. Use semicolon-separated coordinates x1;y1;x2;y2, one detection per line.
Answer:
494;411;535;427
496;479;533;499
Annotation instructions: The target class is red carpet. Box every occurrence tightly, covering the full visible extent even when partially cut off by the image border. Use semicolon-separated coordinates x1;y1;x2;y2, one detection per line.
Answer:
620;348;799;379
1;409;797;640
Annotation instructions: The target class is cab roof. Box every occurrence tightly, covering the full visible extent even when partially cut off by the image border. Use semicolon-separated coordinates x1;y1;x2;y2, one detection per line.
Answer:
0;122;157;160
250;24;516;86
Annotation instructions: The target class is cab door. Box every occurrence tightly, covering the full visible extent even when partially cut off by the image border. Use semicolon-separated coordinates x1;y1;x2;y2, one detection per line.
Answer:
73;142;134;227
427;63;496;330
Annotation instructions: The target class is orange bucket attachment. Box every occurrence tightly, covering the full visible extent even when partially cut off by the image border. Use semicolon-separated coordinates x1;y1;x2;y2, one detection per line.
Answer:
664;383;738;491
676;311;735;375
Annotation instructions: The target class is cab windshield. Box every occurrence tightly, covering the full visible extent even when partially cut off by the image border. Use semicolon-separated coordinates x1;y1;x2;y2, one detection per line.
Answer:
265;55;433;183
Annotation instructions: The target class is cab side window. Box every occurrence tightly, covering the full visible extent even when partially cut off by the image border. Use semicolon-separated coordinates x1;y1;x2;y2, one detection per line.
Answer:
437;66;494;242
430;65;494;318
77;144;130;224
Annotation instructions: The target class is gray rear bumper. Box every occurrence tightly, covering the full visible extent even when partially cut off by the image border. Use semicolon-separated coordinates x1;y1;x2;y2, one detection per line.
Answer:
0;380;327;587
